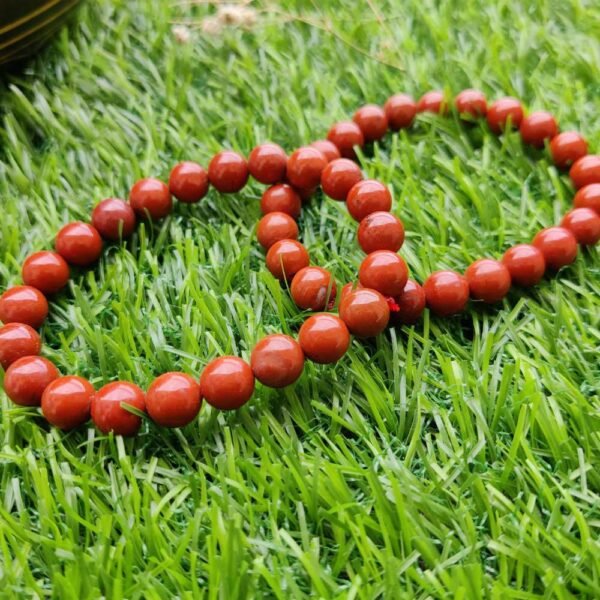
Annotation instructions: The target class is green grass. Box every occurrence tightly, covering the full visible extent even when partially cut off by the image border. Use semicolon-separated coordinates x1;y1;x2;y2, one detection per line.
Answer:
1;0;599;597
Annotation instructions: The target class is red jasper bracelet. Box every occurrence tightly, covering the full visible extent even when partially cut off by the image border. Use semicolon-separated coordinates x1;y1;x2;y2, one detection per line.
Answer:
1;88;600;438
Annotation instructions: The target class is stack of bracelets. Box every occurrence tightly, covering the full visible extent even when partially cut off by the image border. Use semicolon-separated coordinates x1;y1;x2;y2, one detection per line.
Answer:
1;89;599;436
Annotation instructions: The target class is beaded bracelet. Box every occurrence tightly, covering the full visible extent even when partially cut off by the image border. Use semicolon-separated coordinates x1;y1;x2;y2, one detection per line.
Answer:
1;89;599;437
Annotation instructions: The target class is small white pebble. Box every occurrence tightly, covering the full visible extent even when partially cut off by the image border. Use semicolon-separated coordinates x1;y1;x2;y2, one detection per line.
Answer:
172;25;191;44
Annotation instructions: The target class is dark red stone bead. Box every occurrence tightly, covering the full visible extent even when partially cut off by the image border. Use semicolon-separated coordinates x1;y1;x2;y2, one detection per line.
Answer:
261;184;302;218
286;147;327;189
250;334;304;388
298;314;350;364
290;266;337;311
486;97;524;134
570;155;600;190
501;244;546;287
208;151;249;193
550;132;588;169
92;198;137;240
41;376;94;430
265;239;310;281
532;227;578;270
129;178;173;219
574;184;600;214
353;104;388;142
310;140;341;163
0;323;41;369
465;259;511;303
55;222;103;266
4;356;59;406
248;143;287;184
0;285;48;329
321;158;363;201
326;121;365;160
257;212;299;249
416;90;448;114
169;162;209;203
560;208;600;245
146;372;202;427
384;94;417;130
520;112;558;148
358;250;409;297
455;89;487;119
392;280;426;325
22;251;69;294
200;356;254;410
357;212;405;254
91;381;146;436
346;180;392;222
339;288;390;337
423;271;469;316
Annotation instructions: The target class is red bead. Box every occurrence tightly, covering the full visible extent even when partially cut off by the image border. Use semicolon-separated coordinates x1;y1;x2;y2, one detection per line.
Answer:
520;111;558;148
358;250;409;297
501;244;546;287
0;323;41;369
392;280;426;325
321;158;363;201
250;334;304;388
357;212;405;254
384;94;417;130
339;282;362;304
326;121;365;160
465;259;512;303
455;89;487;118
353;104;388;142
570;155;600;189
339;288;390;337
265;239;310;281
486;97;524;134
550;132;587;169
532;227;578;270
55;222;103;266
423;271;469;316
574;184;600;214
207;151;249;193
4;356;59;406
200;356;254;410
261;184;302;218
346;180;392;222
146;372;202;427
168;162;209;203
129;178;172;219
92;198;137;240
22;251;69;294
560;208;600;245
248;143;287;184
0;286;48;329
41;376;93;430
286;147;327;189
416;90;448;114
310;140;341;163
257;212;299;249
91;381;146;436
290;266;337;311
298;314;350;364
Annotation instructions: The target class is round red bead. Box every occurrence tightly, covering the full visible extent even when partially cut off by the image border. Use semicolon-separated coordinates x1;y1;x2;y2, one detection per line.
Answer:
346;180;392;222
92;198;136;240
520;112;558;148
248;143;287;184
129;178;172;219
384;94;417;130
298;314;350;364
265;239;310;281
91;381;146;436
261;184;302;218
570;155;600;189
321;158;363;201
41;375;93;430
465;259;511;303
208;151;249;193
290;266;337;311
200;356;254;410
327;121;365;160
392;280;426;325
501;244;546;287
357;211;405;254
339;282;362;304
22;251;69;294
353;104;388;142
55;222;103;266
455;89;487;118
416;90;448;114
257;212;299;249
286;147;327;189
339;288;390;337
423;271;470;316
146;372;202;427
550;132;587;169
4;356;59;406
310;140;341;163
0;286;48;329
250;334;304;388
486;97;524;134
0;323;41;369
532;227;578;270
168;162;209;203
358;250;409;297
574;184;600;214
560;208;600;245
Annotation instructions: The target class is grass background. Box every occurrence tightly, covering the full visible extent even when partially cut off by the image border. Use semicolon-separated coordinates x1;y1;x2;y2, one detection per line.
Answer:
1;0;599;597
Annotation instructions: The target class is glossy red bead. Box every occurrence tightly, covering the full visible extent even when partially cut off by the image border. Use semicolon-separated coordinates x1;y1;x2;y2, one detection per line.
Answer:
339;282;362;304
91;381;146;436
574;184;600;214
570;155;600;189
455;89;487;118
146;372;202;427
416;90;448;114
261;184;302;218
321;158;363;201
208;151;249;193
465;259;511;303
0;323;41;369
358;250;409;297
92;198;137;240
129;178;172;219
4;356;59;406
290;266;337;311
346;180;392;222
550;132;587;169
298;314;350;364
310;140;341;163
501;244;546;287
384;94;417;130
423;271;470;316
168;162;209;203
520;112;558;148
248;143;288;184
200;356;254;410
357;212;405;254
250;334;304;388
392;280;426;325
22;251;69;294
353;104;388;142
486;97;524;134
0;286;48;329
532;227;578;270
327;121;365;160
55;222;103;266
41;376;93;430
339;288;390;337
265;239;310;281
286;147;327;189
257;212;299;249
560;208;600;245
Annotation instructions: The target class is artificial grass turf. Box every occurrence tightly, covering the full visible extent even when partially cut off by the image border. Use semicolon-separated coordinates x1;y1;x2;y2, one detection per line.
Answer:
0;0;599;597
